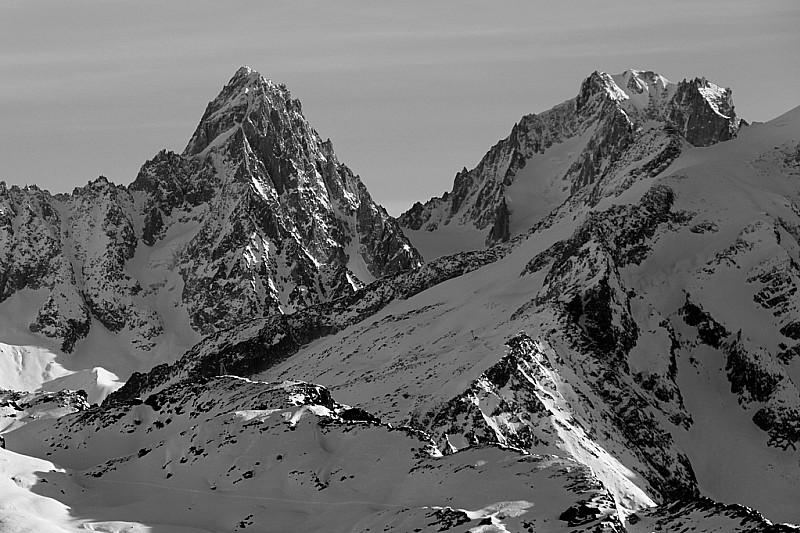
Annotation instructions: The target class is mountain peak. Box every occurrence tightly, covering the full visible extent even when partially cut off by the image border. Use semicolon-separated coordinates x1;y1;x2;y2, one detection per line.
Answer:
618;69;671;91
686;75;736;119
183;66;295;157
580;69;737;130
610;69;674;111
401;67;743;254
227;65;276;93
233;64;255;77
576;70;626;112
577;68;675;115
171;69;423;330
588;68;739;144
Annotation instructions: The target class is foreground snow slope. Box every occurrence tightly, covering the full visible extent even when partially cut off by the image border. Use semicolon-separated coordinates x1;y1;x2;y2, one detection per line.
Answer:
7;377;627;532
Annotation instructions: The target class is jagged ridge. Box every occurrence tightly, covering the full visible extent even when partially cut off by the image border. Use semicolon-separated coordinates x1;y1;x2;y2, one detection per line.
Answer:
399;69;739;250
0;67;421;363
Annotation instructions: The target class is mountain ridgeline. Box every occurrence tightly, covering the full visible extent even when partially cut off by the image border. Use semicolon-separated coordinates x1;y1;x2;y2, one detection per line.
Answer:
399;70;741;248
2;67;800;533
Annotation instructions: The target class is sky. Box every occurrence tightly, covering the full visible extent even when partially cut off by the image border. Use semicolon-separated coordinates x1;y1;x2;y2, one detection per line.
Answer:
1;1;798;215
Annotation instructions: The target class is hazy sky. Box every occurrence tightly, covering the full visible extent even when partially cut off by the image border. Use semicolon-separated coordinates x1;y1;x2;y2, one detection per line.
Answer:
1;1;798;215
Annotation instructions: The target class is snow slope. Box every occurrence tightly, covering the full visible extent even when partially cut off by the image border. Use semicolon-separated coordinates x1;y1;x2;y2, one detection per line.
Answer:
0;291;123;405
6;377;625;532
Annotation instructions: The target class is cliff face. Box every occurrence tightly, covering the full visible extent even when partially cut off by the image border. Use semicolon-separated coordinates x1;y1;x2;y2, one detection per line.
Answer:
135;67;421;334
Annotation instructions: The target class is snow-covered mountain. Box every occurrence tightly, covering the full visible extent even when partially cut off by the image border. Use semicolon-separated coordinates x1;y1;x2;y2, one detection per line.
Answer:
0;66;420;396
1;68;800;532
399;69;740;258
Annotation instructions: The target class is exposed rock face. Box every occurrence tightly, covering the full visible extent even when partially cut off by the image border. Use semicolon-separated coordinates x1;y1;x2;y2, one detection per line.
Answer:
69;178;163;349
526;185;693;361
673;217;800;454
488;197;511;243
0;179;160;352
0;184;62;299
633;496;800;533
400;69;740;246
0;388;90;432
130;150;216;246
414;333;694;501
667;77;738;146
0;67;421;353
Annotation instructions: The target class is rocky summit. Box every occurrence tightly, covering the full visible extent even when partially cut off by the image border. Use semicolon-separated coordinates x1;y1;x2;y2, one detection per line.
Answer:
1;68;799;533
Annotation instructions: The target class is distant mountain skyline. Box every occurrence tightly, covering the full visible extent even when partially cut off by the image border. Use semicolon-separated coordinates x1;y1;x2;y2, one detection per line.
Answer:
1;0;798;215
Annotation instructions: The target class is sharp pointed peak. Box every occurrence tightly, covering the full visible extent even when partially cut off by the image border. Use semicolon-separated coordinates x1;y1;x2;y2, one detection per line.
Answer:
234;65;254;76
183;67;298;156
231;65;262;80
227;65;271;88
